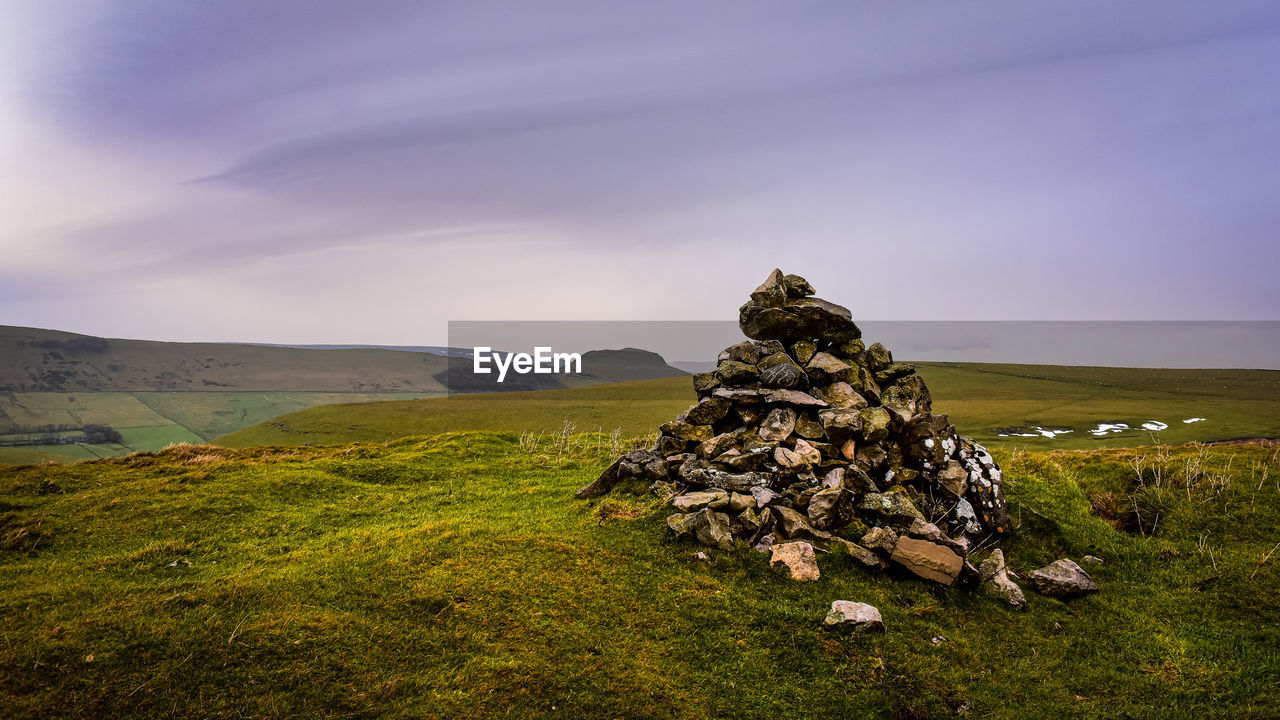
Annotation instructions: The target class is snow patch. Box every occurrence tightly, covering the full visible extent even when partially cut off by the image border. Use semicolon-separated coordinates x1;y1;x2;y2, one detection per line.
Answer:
1183;417;1206;424
1090;422;1130;436
1141;421;1168;431
997;426;1074;439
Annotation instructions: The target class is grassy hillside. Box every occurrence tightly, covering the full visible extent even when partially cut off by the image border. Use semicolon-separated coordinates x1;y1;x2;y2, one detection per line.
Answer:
218;363;1280;451
1;435;1276;718
0;325;452;393
0;326;685;395
218;377;687;447
0;391;440;465
0;325;687;463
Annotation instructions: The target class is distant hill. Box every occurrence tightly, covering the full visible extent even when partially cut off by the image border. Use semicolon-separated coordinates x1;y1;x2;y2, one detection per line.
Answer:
0;325;451;392
0;326;686;393
218;362;1280;451
254;343;473;357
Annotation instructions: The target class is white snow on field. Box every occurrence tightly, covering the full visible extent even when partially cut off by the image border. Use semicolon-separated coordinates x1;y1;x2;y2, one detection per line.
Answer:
1141;421;1169;431
1090;422;1130;436
998;426;1074;438
1038;428;1074;438
1183;417;1206;424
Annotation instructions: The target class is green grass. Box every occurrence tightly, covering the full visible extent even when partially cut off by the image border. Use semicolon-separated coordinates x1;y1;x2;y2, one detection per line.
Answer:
1;435;1277;718
922;363;1280;449
218;364;1280;451
131;391;444;441
0;392;443;464
115;424;207;450
0;392;172;430
218;378;696;447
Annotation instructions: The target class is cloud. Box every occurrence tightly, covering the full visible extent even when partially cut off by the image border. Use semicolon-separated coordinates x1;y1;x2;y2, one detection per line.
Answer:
2;1;1279;344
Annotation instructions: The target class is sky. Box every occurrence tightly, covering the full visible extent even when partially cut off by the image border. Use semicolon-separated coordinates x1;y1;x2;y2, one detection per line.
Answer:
2;1;1279;345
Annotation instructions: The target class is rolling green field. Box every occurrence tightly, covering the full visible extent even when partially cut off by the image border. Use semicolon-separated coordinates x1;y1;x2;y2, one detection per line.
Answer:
0;392;442;464
2;434;1277;718
219;363;1280;451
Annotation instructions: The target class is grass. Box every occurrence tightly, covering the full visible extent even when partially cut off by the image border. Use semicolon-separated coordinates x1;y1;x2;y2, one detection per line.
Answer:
922;363;1280;448
130;391;445;441
218;378;693;447
0;392;442;464
2;434;1278;718
218;363;1280;451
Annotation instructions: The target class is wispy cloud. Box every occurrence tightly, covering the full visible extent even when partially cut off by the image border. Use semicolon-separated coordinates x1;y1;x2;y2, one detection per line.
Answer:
2;1;1279;343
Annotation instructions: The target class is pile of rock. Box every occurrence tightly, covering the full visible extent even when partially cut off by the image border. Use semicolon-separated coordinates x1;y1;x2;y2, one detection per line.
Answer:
578;270;1096;603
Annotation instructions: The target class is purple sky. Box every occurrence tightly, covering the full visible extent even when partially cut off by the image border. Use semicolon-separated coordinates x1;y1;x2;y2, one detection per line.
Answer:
2;1;1278;344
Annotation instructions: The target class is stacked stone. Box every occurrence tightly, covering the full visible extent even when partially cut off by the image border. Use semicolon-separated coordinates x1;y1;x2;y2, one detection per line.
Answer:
577;269;1012;587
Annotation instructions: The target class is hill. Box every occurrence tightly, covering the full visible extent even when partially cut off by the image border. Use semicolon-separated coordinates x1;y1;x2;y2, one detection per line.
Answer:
0;325;452;393
1;435;1276;717
0;326;686;394
0;326;687;463
218;362;1280;451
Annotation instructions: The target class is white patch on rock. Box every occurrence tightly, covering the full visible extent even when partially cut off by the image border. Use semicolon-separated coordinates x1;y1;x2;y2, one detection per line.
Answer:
954;498;980;534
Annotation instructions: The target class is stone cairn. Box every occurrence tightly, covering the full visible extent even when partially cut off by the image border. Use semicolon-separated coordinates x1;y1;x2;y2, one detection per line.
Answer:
577;270;1065;599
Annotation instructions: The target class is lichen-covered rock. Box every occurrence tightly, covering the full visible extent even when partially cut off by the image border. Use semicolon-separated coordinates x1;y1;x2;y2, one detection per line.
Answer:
660;420;714;443
818;382;868;410
732;507;763;536
692;372;720;394
793;413;826;439
978;549;1026;609
719;341;760;365
832;538;887;571
758;407;798;442
806;352;854;384
575;448;667;498
1025;559;1098;599
861;526;899;556
817;407;862;442
667;508;735;551
857;491;925;527
858;407;892;442
791;340;817;365
773;506;832;543
728;492;757;512
683;396;731;425
936;461;968;499
715;360;759;386
807;486;853;531
672;489;730;512
696;432;740;460
677;459;772;493
770;541;820;581
761;389;828;407
823;600;884;632
775;439;821;469
864;342;892;371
